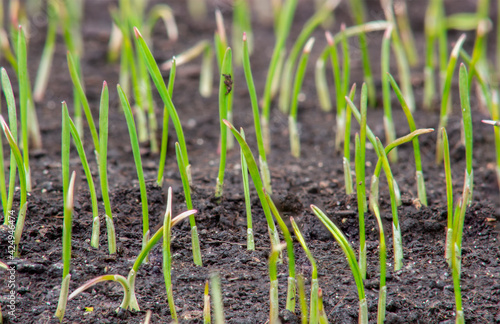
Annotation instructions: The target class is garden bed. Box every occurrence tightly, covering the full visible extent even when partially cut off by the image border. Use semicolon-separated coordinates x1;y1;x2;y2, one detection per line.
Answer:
0;0;499;323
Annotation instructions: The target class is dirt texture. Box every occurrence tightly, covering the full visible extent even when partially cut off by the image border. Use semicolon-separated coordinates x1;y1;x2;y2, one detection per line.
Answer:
0;0;499;323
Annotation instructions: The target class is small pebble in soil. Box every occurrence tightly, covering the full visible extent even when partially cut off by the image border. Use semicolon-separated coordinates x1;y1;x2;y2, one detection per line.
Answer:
385;312;404;324
279;309;299;324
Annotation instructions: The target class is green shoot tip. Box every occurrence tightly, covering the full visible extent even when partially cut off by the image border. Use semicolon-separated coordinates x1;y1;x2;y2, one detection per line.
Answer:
482;120;500;126
134;27;142;38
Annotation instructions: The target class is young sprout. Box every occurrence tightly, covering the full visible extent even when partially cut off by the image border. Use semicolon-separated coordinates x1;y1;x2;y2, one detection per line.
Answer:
312;205;367;324
376;138;403;271
17;26;32;191
0;116;27;257
204;280;211;324
215;48;233;199
127;205;197;311
435;34;466;164
388;73;428;205
240;129;254;250
210;273;225;324
135;27;191;181
297;274;308;324
160;40;214;98
356;82;368;280
65;107;100;248
278;0;340;114
442;128;454;266
367;188;387;324
317;289;328;324
242;32;272;194
157;57;176;187
163;187;177;321
289;37;314;158
459;64;474;205
261;0;298;153
343;84;357;195
265;192;296;312
291;217;319;324
55;171;76;322
269;242;287;324
175;143;203;266
118;84;150;259
381;25;397;162
98;82;116;254
68;274;131;314
224;120;280;249
483;107;500;193
1;68;18;225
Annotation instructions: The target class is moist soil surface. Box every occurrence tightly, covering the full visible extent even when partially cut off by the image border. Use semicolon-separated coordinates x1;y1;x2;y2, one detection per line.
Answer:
1;0;500;323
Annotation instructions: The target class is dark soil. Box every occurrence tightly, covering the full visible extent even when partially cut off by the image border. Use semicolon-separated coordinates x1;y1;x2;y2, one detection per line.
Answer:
1;0;499;323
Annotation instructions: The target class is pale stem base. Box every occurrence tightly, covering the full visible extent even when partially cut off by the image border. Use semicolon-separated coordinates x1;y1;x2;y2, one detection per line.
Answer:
55;274;71;321
191;225;203;266
416;170;428;206
105;215;117;254
343;157;354;195
91;216;100;248
393;222;403;271
289;116;300;158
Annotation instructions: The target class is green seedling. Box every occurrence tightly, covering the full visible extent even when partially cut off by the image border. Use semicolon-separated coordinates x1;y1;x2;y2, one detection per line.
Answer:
261;0;298;153
118;85;150;259
55;171;76;322
204;280;211;324
135;27;191;180
265;192;296;312
376;138;403;271
388;73;428;205
175;143;202;266
160;40;214;98
98;82;116;254
381;25;397;162
269;242;287;324
163;187;177;322
242;32;272;194
289;37;315;158
291;217;319;324
369;129;434;217
355;134;367;280
126;205;196;311
66;51;99;150
368;190;387;324
215;48;233;199
318;288;328;324
312;205;367;324
210;273;225;324
240;129;254;250
0;116;27;257
436;34;466;164
224;120;280;248
297;274;308;324
357;82;368;279
68;274;131;314
214;10;228;70
343;84;357;195
1;68;18;225
17;26;31;191
64;106;100;248
442;127;454;265
278;0;340;114
459;64;474;205
157;57;176;187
